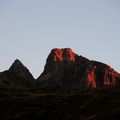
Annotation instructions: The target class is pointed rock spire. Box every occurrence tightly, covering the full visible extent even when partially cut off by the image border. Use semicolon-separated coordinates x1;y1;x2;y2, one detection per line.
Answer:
0;59;34;88
9;59;25;71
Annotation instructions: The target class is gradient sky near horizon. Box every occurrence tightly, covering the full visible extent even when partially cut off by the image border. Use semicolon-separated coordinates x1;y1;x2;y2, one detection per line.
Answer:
0;0;120;78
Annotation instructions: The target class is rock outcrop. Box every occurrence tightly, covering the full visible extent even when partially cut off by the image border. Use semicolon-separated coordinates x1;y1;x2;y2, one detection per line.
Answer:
0;59;35;88
37;48;120;89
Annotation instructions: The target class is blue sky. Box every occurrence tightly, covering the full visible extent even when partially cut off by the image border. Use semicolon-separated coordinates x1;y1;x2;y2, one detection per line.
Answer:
0;0;120;78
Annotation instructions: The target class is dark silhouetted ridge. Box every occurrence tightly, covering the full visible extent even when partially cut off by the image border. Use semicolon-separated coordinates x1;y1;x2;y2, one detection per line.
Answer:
0;59;34;88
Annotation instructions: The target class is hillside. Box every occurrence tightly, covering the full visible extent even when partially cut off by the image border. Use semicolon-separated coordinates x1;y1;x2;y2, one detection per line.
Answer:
0;87;120;120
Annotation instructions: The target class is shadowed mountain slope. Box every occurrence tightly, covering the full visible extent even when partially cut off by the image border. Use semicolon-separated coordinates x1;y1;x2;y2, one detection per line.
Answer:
0;59;35;88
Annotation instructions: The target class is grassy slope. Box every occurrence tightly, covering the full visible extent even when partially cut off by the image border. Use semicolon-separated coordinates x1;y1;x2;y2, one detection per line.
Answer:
0;87;120;120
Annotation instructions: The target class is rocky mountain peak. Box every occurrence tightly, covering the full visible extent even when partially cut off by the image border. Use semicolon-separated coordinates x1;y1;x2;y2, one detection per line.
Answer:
9;59;25;71
0;59;34;88
9;59;34;80
14;59;23;65
48;48;76;62
37;48;120;89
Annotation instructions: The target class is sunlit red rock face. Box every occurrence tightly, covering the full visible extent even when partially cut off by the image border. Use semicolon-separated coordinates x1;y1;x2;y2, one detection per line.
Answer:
86;65;97;88
37;48;120;89
85;61;120;88
48;48;76;62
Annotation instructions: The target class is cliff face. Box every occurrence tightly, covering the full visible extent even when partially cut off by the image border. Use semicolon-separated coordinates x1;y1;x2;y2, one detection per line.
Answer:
85;61;120;88
37;48;120;89
0;59;35;88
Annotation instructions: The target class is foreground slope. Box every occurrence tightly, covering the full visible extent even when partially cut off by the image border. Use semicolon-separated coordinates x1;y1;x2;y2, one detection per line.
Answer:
0;87;120;120
37;48;120;89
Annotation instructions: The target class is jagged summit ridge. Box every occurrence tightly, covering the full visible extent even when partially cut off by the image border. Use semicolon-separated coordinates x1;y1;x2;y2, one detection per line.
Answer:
48;48;76;62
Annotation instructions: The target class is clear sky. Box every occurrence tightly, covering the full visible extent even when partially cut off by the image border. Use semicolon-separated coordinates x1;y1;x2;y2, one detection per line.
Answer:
0;0;120;78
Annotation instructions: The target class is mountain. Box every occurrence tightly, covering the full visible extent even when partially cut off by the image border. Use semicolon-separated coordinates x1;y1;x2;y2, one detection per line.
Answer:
0;49;120;120
0;59;35;88
0;48;120;89
37;48;120;89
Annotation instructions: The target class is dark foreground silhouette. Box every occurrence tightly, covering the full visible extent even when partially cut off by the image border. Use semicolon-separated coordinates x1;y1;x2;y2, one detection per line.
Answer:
0;87;120;120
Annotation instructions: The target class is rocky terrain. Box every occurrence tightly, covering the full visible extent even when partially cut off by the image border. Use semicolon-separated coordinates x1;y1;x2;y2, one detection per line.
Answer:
0;48;120;120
